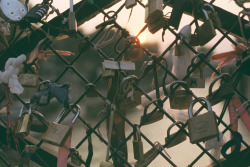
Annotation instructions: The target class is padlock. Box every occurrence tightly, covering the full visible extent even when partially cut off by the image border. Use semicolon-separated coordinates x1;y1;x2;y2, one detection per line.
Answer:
14;106;33;138
174;40;185;56
70;148;82;166
30;110;49;133
0;17;10;36
85;83;98;97
68;0;77;37
206;73;234;106
186;65;205;88
125;0;137;9
196;9;216;46
169;81;193;109
102;69;115;79
145;0;163;24
42;105;80;146
100;161;114;167
168;0;188;30
165;121;187;148
0;0;28;22
123;36;143;61
22;145;37;160
140;100;164;125
187;97;219;144
202;3;222;28
133;124;144;161
148;17;167;34
18;73;39;87
22;3;49;23
118;75;141;110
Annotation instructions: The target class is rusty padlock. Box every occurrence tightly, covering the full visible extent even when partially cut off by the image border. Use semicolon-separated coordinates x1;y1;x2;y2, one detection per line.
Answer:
42;105;80;146
133;124;144;161
140;99;164;125
187;97;219;144
186;65;205;88
118;75;141;110
70;148;82;166
165;121;187;148
14;106;33;138
169;81;193;109
206;73;234;106
123;36;143;61
196;9;217;46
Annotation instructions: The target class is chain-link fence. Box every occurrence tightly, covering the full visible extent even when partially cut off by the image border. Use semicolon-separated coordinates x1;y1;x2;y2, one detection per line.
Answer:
0;0;249;166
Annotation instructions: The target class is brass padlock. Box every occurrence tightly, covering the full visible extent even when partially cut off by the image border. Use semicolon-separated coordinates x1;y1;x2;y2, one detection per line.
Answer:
100;161;114;167
118;75;141;110
70;148;82;166
140;99;164;125
123;36;143;61
125;0;136;9
14;106;33;138
196;9;216;46
133;124;144;161
202;3;222;28
19;73;39;87
187;97;219;144
42;105;80;146
68;0;77;37
186;65;205;88
86;83;98;97
169;81;193;109
148;17;167;34
206;73;234;106
145;0;163;24
165;121;187;148
174;40;185;56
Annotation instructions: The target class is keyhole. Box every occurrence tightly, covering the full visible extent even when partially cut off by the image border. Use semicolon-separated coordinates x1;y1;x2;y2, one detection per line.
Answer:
7;3;9;5
11;12;14;15
18;17;20;20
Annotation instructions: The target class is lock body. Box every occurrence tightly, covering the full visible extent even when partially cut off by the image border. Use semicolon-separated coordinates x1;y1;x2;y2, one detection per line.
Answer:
23;4;49;23
188;111;218;143
209;11;222;28
196;19;216;46
102;69;115;79
71;154;82;166
145;0;163;24
140;109;164;125
99;161;114;167
165;131;186;148
14;113;33;137
68;11;77;37
186;77;205;88
42;123;72;146
148;17;166;34
125;0;136;9
133;140;144;161
174;42;185;56
170;90;193;109
19;74;39;87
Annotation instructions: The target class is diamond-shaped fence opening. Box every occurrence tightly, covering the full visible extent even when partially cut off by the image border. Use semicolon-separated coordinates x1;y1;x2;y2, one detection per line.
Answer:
0;0;249;167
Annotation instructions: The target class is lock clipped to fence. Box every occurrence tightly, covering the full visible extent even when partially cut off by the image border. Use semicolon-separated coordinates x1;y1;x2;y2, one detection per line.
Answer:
206;73;234;106
42;104;80;146
140;99;164;125
14;105;33;138
202;3;222;28
123;36;143;61
70;148;83;166
187;97;219;144
133;124;144;161
165;121;187;148
117;75;141;110
169;80;193;110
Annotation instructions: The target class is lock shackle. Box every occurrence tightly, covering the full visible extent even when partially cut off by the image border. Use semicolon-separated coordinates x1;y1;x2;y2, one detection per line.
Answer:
38;80;51;92
19;105;32;117
202;3;215;13
120;75;138;93
55;104;80;124
187;54;204;78
202;8;209;21
143;99;162;115
188;97;212;118
167;121;185;137
170;80;190;93
133;124;142;141
208;73;231;96
187;64;203;78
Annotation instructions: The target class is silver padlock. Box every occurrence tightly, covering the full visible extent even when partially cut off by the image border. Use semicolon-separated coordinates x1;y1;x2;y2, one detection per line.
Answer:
186;65;205;88
145;0;163;24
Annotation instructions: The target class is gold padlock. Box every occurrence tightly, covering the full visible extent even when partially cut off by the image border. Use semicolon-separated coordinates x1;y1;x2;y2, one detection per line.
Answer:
187;97;219;144
133;124;144;161
18;73;39;87
14;106;33;138
203;3;222;28
165;121;187;148
169;81;193;109
42;105;80;146
140;99;164;125
186;65;205;88
125;0;136;9
100;161;114;167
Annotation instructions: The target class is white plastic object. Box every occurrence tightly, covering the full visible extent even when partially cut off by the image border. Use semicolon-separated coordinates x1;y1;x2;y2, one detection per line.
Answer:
0;54;26;94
